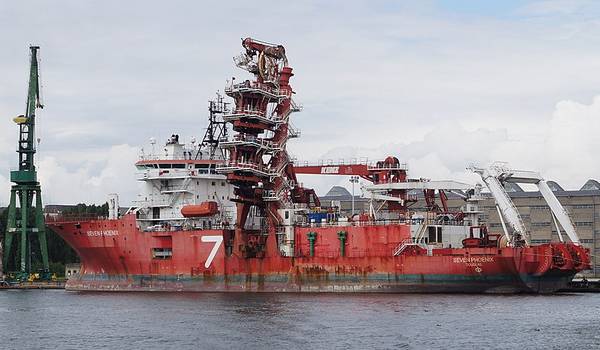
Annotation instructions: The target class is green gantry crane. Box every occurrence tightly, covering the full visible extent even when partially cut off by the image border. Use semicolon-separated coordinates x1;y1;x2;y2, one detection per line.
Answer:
3;46;50;281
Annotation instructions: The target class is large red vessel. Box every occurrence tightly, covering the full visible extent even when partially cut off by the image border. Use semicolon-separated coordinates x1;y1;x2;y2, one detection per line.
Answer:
47;38;590;293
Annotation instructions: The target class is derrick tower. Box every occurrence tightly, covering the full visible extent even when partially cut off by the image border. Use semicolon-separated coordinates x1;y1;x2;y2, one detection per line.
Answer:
218;38;318;257
3;46;50;279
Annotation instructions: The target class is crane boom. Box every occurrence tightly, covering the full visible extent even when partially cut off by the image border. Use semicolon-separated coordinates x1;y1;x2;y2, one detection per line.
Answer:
17;46;43;172
471;163;581;246
470;165;527;244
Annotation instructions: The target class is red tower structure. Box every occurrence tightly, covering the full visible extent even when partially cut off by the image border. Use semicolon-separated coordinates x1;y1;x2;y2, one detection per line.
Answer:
218;38;318;257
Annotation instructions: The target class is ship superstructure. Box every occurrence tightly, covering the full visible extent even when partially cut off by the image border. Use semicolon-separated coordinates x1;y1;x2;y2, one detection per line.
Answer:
131;94;236;232
45;38;591;293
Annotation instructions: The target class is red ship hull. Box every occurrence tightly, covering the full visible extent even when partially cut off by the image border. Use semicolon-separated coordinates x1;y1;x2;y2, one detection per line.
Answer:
47;214;588;293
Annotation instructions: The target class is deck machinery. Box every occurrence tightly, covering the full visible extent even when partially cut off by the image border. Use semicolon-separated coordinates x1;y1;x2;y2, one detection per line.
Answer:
217;38;319;257
3;46;50;280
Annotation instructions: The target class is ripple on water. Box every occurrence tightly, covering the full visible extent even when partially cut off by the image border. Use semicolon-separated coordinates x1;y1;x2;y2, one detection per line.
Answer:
0;291;599;349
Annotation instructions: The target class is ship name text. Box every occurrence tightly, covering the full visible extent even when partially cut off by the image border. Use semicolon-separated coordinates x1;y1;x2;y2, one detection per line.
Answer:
452;256;494;267
87;230;119;237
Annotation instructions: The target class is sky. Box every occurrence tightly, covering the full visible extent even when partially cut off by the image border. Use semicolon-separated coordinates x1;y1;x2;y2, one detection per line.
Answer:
2;0;600;206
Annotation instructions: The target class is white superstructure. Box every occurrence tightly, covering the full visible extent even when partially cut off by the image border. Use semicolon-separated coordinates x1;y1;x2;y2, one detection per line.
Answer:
131;134;236;231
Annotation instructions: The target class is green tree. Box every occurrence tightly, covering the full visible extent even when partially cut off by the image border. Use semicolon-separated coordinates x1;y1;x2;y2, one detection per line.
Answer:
1;203;108;276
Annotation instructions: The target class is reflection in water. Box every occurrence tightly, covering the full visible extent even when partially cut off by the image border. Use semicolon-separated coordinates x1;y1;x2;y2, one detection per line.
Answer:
0;291;599;350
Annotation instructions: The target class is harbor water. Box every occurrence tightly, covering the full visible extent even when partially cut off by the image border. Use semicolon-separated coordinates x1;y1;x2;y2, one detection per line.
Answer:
0;290;599;349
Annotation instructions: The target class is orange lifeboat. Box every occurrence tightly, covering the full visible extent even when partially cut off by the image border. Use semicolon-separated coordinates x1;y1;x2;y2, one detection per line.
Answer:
181;201;219;217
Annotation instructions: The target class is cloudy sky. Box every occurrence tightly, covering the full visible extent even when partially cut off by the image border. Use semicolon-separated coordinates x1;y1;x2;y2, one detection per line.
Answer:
2;0;600;205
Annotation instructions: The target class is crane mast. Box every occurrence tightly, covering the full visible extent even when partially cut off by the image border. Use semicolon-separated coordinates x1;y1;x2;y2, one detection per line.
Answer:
2;46;50;280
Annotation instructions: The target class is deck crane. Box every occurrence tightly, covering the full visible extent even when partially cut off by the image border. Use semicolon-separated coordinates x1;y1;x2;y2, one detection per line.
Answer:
294;156;474;216
470;162;580;247
3;46;50;280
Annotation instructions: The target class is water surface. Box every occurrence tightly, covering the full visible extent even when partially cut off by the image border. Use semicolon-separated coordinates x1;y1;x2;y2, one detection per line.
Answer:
0;290;599;349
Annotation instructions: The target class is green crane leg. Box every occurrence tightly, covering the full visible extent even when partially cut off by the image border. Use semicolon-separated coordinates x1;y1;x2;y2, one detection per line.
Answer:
35;188;49;273
3;189;17;271
20;190;28;273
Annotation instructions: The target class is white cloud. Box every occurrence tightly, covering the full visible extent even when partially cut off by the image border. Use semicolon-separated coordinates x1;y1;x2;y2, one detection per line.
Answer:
302;94;600;195
2;1;600;203
542;96;600;187
36;144;140;205
0;175;10;206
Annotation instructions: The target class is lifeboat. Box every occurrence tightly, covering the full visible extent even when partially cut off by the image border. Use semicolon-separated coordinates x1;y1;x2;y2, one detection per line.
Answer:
181;201;219;217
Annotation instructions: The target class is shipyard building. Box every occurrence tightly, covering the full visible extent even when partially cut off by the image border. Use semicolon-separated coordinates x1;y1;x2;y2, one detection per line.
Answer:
321;180;600;277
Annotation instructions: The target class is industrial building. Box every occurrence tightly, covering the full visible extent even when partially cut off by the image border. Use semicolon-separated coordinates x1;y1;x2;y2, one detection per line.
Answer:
320;180;600;277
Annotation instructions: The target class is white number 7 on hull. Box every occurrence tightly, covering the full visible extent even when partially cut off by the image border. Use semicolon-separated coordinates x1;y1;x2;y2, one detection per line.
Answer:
201;235;224;268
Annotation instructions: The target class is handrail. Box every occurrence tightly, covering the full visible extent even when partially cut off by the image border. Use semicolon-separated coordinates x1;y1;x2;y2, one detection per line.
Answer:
292;158;408;170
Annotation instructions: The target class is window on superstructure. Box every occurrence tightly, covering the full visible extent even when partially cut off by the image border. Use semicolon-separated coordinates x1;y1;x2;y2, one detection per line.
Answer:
221;182;225;186
212;181;216;186
428;227;437;243
152;248;173;259
172;164;185;169
159;164;171;169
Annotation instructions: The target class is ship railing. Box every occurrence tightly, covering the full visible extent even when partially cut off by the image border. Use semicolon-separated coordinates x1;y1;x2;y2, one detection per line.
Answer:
45;213;107;223
222;111;278;126
232;108;267;117
290;99;303;112
292;158;408;171
297;217;466;228
288;122;301;138
132;198;172;208
138;152;213;161
160;184;192;193
393;238;419;256
225;81;291;100
219;137;281;151
217;161;287;178
141;222;233;232
137;168;221;180
367;163;409;171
